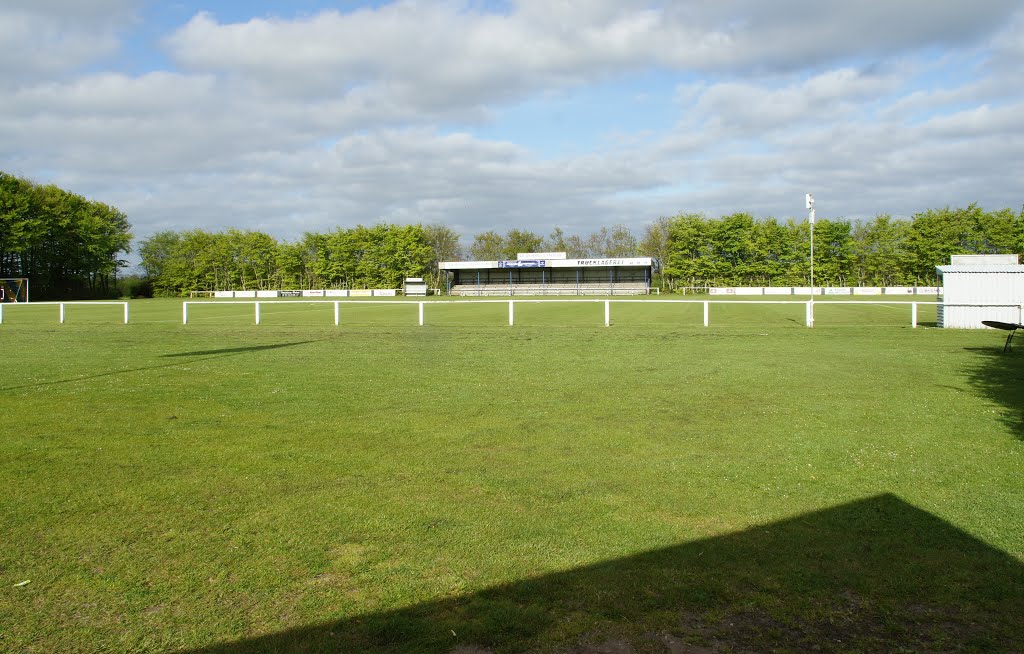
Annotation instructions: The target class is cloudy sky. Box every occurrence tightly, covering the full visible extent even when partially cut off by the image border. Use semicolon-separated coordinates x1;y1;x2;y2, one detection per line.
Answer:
2;0;1023;250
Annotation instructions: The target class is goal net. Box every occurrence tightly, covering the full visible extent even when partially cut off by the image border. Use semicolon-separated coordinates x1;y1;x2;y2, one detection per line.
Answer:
0;278;29;302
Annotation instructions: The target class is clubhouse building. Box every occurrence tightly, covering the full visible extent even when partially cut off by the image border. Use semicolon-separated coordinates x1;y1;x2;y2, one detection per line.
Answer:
439;252;654;296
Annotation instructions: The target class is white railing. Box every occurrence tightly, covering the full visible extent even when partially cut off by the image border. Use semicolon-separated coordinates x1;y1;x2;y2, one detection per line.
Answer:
0;301;129;325
706;286;942;296
180;299;951;328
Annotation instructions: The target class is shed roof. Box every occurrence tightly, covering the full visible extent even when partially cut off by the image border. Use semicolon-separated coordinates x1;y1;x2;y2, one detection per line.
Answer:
937;265;1024;274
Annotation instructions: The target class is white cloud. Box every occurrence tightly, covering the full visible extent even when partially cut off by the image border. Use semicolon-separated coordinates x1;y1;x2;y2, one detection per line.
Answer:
2;0;1024;249
150;0;1023;152
656;95;1024;221
0;1;137;83
686;68;899;136
44;126;666;243
11;72;216;117
167;1;1023;78
656;0;1020;69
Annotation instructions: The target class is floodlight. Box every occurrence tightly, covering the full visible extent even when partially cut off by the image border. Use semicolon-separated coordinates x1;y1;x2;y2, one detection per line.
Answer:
805;193;814;209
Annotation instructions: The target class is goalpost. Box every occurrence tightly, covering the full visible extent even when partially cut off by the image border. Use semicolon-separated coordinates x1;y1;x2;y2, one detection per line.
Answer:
0;278;29;303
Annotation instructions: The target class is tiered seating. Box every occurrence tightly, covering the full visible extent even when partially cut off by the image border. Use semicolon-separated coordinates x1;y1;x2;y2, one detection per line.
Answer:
611;282;650;295
452;284;513;296
451;283;649;296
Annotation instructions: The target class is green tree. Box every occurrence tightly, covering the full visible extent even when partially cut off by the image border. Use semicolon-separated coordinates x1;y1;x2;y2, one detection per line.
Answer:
784;219;812;285
544;227;587;258
139;231;183;295
275;241;312;289
469;230;505;260
0;173;40;278
1;175;132;299
299;232;328;288
708;213;755;285
905;206;978;283
82;202;132;294
851;215;911;286
502;228;543;258
423;224;463;291
320;227;363;288
640;217;672;289
748;218;793;286
174;230;220;293
972;207;1018;254
586;225;638;258
365;224;433;288
309;224;433;289
663;213;712;289
812;218;855;286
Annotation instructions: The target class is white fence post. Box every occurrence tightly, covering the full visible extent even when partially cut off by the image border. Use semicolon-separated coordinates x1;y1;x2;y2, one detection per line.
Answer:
183;302;189;325
911;302;917;328
509;300;514;326
419;301;424;326
805;301;811;327
334;301;340;326
703;301;709;327
0;303;4;325
605;300;610;327
123;302;129;324
60;303;65;324
255;301;261;325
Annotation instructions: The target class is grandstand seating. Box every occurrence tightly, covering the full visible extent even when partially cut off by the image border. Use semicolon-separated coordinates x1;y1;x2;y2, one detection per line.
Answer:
452;282;649;296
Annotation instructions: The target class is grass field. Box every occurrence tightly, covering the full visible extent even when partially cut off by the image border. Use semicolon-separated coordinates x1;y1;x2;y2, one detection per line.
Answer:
2;297;1022;653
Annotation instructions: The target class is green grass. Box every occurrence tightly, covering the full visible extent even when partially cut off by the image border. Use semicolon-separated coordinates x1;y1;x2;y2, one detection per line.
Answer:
1;297;1022;653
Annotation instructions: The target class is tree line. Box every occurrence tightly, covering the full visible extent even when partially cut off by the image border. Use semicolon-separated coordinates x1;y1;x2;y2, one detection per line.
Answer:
658;205;1023;288
0;172;132;300
4;167;1020;298
137;204;1023;296
140;224;442;296
138;223;659;296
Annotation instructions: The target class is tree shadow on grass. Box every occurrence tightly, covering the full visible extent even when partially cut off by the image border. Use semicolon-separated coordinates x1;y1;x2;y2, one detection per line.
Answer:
962;344;1024;440
0;341;318;391
181;494;1024;654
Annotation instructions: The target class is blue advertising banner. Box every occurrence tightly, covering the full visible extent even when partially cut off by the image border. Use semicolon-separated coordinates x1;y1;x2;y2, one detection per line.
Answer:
498;260;545;268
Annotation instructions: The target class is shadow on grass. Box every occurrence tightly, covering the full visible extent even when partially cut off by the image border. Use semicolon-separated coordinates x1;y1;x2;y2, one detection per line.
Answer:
963;345;1024;440
0;341;318;391
160;341;317;358
182;494;1023;654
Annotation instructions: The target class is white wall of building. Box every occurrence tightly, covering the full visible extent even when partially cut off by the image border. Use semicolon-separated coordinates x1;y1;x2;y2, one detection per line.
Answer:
938;265;1024;328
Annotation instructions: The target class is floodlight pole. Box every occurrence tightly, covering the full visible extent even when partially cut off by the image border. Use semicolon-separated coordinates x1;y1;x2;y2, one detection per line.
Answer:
806;193;815;328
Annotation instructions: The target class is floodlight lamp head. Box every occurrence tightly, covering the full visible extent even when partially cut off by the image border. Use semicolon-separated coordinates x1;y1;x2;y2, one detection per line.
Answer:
805;193;814;209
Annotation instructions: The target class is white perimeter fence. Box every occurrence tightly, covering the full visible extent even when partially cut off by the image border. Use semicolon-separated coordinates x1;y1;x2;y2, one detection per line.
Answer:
3;299;1019;328
0;301;129;325
180;299;960;328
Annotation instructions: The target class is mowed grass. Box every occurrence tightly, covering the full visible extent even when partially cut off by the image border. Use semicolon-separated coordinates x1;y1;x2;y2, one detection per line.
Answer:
1;297;1022;653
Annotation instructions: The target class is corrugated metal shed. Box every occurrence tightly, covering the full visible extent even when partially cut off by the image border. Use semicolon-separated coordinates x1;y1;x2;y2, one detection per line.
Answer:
936;264;1024;328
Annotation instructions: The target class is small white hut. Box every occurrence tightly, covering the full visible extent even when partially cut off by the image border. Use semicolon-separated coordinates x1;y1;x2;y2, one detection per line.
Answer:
936;254;1024;328
403;277;428;296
